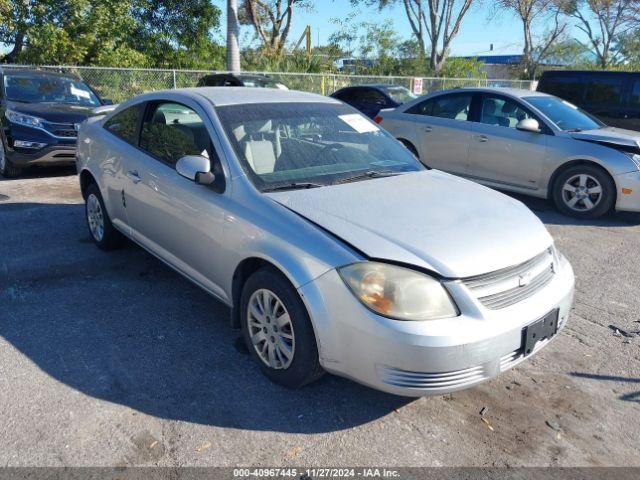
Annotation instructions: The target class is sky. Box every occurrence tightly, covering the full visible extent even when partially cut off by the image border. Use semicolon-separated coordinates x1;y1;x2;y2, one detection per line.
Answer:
217;0;584;57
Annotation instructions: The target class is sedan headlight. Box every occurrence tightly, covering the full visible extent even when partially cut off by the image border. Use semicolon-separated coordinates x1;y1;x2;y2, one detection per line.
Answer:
338;262;459;321
5;109;44;128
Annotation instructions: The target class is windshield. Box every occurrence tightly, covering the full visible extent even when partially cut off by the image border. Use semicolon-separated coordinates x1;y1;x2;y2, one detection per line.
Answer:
524;96;603;131
382;86;416;104
217;102;424;191
3;74;101;106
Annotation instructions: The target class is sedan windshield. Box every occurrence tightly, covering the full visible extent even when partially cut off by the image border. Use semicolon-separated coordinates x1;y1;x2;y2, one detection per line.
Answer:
4;74;101;106
382;86;416;104
217;102;424;191
524;96;603;132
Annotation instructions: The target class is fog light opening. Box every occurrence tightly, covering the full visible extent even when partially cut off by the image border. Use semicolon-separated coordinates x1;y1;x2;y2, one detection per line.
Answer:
13;140;47;150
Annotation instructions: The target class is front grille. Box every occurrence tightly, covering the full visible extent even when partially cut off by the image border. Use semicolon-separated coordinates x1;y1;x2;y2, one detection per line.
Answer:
43;121;77;138
463;249;555;309
377;364;487;390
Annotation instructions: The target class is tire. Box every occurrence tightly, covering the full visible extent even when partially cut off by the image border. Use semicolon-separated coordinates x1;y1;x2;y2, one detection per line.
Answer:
240;268;324;388
0;141;22;178
85;183;125;250
552;164;615;219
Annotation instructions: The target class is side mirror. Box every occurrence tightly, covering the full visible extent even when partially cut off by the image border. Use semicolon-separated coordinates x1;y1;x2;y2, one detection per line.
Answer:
176;155;215;185
102;99;114;105
516;118;541;133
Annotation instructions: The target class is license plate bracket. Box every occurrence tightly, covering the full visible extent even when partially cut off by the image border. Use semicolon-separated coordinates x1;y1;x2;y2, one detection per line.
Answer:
523;309;559;356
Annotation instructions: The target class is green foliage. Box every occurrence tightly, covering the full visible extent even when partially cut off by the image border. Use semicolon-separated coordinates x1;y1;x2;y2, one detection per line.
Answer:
0;0;225;69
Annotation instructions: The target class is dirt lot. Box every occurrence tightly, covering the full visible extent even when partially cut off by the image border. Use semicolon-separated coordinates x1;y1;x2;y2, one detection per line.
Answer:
0;169;639;467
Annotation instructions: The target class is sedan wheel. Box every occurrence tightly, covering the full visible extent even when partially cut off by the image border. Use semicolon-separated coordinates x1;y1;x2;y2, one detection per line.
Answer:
247;289;295;369
561;173;603;213
553;165;615;219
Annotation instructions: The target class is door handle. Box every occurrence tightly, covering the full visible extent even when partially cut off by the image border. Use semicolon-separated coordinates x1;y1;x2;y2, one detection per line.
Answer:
127;170;141;184
476;135;489;142
423;126;432;132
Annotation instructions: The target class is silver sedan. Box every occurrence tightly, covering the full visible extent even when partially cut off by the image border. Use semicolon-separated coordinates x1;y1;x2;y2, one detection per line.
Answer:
378;87;640;219
76;88;574;396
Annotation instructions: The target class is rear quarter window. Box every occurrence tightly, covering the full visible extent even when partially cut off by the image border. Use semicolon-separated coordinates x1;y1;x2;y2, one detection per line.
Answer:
104;104;143;145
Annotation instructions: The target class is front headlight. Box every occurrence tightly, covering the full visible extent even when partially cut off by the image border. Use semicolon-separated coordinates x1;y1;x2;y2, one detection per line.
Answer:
338;262;459;321
623;151;640;170
6;109;44;128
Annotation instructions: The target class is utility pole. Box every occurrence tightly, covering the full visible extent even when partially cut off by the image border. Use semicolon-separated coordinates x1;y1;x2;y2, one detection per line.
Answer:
226;0;241;73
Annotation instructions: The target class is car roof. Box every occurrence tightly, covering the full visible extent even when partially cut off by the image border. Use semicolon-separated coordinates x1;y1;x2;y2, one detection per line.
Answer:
133;87;340;107
425;86;549;99
0;68;80;80
540;69;639;77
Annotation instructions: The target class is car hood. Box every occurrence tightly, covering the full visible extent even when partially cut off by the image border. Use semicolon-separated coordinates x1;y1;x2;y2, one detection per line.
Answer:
571;127;640;151
6;101;96;123
267;170;553;278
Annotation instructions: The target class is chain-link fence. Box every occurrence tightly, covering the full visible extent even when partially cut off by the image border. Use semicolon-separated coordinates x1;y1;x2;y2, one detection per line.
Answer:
2;65;534;103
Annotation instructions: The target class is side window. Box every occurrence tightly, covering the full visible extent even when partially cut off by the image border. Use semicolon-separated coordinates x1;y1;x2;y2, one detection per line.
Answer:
480;95;533;128
540;77;586;105
628;80;640;105
139;102;212;167
361;89;387;105
104;104;143;145
406;99;434;116
431;94;472;121
585;77;623;104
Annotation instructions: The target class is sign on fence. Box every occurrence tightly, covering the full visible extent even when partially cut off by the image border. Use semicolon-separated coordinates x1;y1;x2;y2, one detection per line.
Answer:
412;78;423;95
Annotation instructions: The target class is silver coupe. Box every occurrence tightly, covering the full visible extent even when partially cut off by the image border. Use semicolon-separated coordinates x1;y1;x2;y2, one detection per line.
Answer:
76;88;574;396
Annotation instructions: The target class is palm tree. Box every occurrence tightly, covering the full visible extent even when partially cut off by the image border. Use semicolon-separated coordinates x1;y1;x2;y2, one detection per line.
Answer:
227;0;241;72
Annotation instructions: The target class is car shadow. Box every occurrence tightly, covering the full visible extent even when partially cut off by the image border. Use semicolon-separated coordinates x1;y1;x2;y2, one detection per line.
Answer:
0;202;411;434
0;165;77;182
501;191;640;227
569;372;640;403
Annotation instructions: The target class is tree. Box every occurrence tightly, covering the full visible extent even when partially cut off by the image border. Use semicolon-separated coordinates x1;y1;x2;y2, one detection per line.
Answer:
240;0;312;55
494;0;567;79
354;0;476;74
0;0;224;68
227;0;241;71
561;0;640;68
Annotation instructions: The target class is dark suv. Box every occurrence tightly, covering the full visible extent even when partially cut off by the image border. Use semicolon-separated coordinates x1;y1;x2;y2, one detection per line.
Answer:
0;69;110;178
537;70;640;131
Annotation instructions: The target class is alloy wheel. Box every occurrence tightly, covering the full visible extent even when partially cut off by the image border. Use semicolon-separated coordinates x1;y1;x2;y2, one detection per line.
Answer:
86;193;105;242
247;289;295;369
561;173;603;212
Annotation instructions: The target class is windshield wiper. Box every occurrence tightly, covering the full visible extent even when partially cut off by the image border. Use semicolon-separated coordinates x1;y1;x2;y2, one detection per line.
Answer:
333;170;402;185
261;182;324;192
565;128;583;132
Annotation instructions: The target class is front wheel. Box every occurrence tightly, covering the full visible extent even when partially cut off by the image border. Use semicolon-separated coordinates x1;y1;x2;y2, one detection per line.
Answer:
552;165;615;219
0;141;22;178
240;268;324;388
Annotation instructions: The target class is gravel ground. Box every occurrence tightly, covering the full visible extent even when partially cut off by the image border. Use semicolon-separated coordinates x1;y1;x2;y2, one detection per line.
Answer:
0;169;639;468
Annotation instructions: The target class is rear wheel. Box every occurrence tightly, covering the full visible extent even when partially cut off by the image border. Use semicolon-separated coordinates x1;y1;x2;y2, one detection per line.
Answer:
85;183;125;250
240;268;324;388
0;141;22;178
552;164;615;219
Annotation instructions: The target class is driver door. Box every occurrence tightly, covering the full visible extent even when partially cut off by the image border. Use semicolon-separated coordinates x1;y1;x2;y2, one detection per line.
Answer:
123;100;230;301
